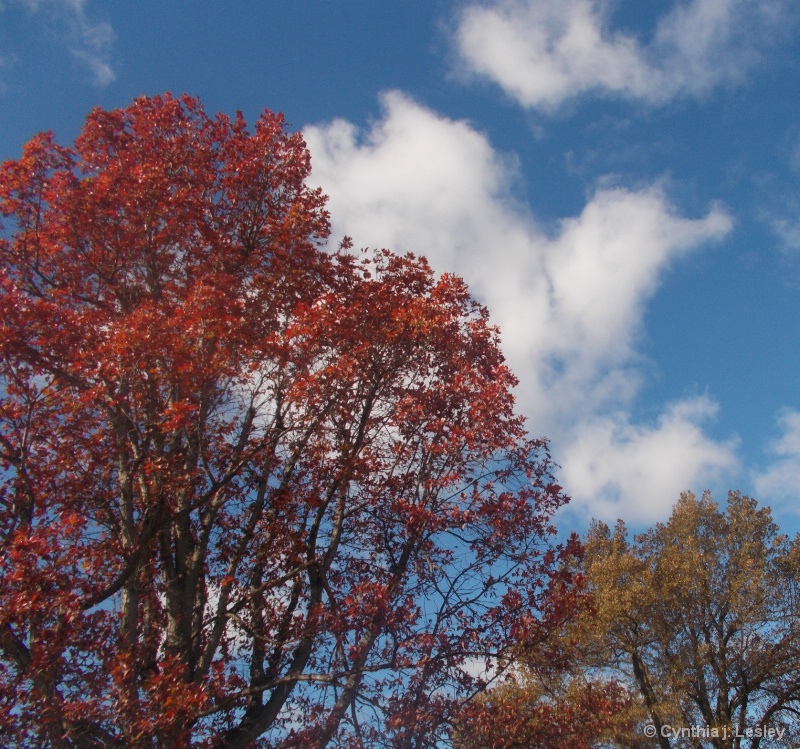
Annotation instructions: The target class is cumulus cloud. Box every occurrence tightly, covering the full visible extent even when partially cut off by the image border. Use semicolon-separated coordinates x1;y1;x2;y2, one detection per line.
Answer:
453;0;791;110
514;187;731;426
305;92;738;522
2;0;115;86
753;410;800;506
561;397;739;524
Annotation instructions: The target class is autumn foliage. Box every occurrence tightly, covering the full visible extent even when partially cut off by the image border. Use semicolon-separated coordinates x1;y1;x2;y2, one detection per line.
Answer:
0;95;572;747
582;492;800;748
455;676;633;749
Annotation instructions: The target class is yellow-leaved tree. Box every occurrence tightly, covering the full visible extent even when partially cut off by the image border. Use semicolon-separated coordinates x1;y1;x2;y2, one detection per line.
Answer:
584;491;800;749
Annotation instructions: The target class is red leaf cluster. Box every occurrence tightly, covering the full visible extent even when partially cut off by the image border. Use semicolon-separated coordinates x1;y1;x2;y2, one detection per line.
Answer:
455;678;632;749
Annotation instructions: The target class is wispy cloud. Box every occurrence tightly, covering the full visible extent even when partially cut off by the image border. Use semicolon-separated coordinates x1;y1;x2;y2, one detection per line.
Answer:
2;0;115;87
766;131;800;254
0;52;18;93
753;409;800;507
453;0;792;111
305;91;738;522
771;216;800;253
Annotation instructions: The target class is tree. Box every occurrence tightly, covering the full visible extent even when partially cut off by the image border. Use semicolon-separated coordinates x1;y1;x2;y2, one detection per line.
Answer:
582;492;800;749
0;94;571;748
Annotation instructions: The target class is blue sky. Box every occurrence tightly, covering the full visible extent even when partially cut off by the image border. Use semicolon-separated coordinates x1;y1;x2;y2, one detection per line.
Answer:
2;0;800;532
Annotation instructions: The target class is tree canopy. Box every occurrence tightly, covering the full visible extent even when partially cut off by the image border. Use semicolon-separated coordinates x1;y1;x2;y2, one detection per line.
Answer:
0;94;572;747
583;491;800;749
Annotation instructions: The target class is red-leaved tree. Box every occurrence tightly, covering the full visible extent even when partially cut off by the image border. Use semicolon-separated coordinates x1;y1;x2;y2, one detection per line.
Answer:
0;94;572;748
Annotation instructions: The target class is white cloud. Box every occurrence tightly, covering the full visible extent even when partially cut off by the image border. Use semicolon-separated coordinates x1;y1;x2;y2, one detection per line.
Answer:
2;0;115;86
561;397;739;524
453;0;790;111
753;410;800;506
516;187;731;426
305;92;739;522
